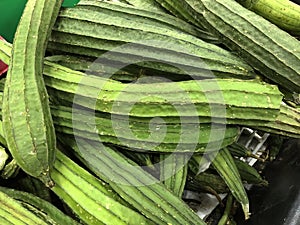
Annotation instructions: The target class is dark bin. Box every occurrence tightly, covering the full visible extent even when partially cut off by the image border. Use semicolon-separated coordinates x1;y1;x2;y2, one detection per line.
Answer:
236;139;300;225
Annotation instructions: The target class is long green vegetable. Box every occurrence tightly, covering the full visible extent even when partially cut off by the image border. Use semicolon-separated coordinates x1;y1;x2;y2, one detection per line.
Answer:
160;153;189;197
155;0;300;93
1;40;300;142
218;194;234;225
237;0;300;35
0;40;281;126
209;148;250;219
51;150;152;225
0;191;48;225
2;0;62;187
233;159;268;186
79;0;214;39
0;187;80;225
48;0;254;80
60;135;207;225
186;170;229;194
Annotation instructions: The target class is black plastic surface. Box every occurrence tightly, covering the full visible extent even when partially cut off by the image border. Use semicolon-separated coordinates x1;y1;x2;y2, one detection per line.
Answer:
236;139;300;225
291;0;300;5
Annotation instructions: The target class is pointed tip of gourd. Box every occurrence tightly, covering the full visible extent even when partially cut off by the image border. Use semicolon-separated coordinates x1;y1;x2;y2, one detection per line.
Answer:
242;203;251;220
39;173;55;188
46;179;55;188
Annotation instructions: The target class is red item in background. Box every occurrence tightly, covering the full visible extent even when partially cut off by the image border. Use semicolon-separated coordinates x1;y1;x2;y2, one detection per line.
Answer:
0;36;8;76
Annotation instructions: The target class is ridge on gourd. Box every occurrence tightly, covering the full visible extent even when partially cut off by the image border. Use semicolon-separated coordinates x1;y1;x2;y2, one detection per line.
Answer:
154;0;206;29
120;0;166;12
